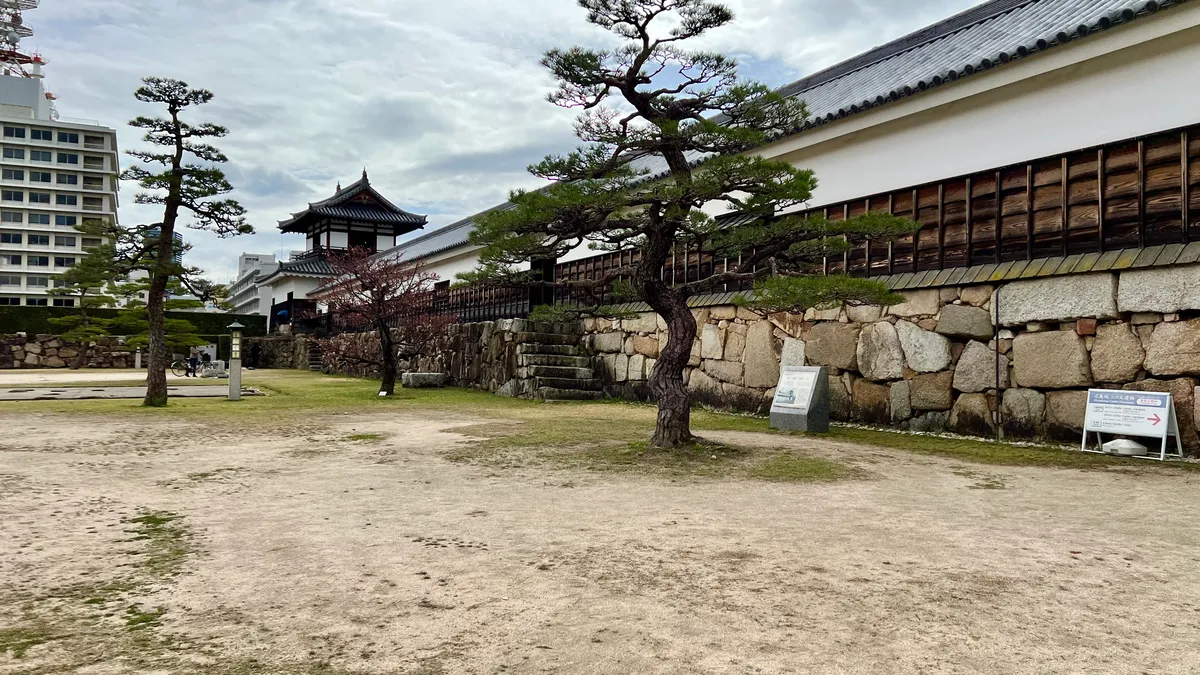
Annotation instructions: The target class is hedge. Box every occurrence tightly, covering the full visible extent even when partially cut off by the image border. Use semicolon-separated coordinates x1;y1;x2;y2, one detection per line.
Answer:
0;306;268;337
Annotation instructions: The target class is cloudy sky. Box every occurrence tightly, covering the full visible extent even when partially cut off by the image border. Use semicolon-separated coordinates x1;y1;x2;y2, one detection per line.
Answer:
35;0;981;282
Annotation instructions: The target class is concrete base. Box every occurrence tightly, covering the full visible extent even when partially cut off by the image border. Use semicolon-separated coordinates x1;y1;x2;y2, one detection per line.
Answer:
402;372;447;388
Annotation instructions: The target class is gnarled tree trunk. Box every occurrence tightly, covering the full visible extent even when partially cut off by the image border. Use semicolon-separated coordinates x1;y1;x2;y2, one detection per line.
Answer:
378;324;397;396
143;269;170;407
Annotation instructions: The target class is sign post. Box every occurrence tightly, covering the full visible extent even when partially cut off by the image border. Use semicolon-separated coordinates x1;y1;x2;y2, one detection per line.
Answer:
1081;389;1183;461
769;366;830;433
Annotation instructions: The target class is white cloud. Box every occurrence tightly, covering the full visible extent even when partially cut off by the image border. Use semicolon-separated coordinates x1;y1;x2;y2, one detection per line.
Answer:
31;0;978;282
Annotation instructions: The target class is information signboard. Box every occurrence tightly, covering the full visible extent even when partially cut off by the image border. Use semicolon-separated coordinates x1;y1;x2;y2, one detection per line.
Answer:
770;366;829;433
1081;389;1183;461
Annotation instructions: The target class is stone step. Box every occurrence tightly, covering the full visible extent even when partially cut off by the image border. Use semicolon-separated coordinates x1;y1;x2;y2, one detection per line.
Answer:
538;387;606;402
526;365;595;379
514;332;578;346
517;343;579;356
518;354;592;368
535;377;603;391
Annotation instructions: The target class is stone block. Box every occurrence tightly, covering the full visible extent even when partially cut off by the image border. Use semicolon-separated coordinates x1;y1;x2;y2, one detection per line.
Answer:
622;312;659;333
631;335;659;358
953;341;1009;393
885;289;941;317
959;284;993;308
890;380;911;423
25;342;42;355
936;304;994;340
703;359;743;385
1089;323;1144;383
1144;318;1200;377
805;322;860;371
852;380;891;424
700;323;725;360
846;305;883;324
628;354;646;381
940;287;960;304
743;320;780;389
593;332;625;353
768;312;806;338
23;353;39;365
1131;312;1161;325
1076;318;1098;336
856;321;904;381
781;338;806;367
624;336;636;355
909;371;954;411
806;306;843;322
724;330;746;363
401;372;446;388
895;319;951;373
736;306;760;321
910;411;950;433
828;374;852;422
613;354;629;382
689;340;702;367
687;368;722;406
709;306;737;321
996;273;1118;326
1117;265;1200;314
949;393;995;436
1123;378;1199;448
43;356;65;368
1011;331;1093;389
1000;388;1045;438
1044;390;1088;441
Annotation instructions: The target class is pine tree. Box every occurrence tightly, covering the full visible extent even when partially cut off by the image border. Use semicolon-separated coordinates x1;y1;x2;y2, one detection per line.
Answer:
466;0;919;447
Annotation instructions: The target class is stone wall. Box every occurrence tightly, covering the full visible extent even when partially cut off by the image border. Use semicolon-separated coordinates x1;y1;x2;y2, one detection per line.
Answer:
0;334;139;369
249;335;313;371
580;267;1200;451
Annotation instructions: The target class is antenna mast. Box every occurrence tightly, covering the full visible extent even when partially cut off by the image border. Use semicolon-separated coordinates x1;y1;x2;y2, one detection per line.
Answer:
0;0;41;78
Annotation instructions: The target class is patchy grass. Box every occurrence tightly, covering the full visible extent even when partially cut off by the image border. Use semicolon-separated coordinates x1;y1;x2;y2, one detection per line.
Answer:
0;625;57;658
124;604;166;630
346;433;384;442
748;453;862;483
124;510;191;579
951;467;1011;489
185;467;239;482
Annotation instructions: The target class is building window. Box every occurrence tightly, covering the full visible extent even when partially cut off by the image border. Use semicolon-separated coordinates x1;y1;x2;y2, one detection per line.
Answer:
28;192;49;204
0;275;18;285
57;153;79;164
28;234;49;245
30;150;51;162
82;237;101;248
2;254;19;265
3;126;25;138
54;235;76;247
3;148;24;160
0;296;19;305
52;298;74;307
2;169;24;180
28;255;48;266
82;196;102;210
31;129;52;141
83;176;103;189
56;173;78;185
26;276;48;288
84;135;104;148
28;213;49;224
54;256;75;267
25;297;47;306
0;212;20;223
55;215;77;227
83;156;104;170
52;278;69;288
56;194;78;206
57;132;79;144
30;171;51;183
1;190;22;202
0;232;20;243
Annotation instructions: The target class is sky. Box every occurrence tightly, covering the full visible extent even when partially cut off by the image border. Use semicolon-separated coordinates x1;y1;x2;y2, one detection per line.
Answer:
33;0;983;282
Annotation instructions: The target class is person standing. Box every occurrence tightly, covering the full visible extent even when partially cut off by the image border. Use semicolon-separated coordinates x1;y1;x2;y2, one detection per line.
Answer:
187;345;201;377
249;343;263;370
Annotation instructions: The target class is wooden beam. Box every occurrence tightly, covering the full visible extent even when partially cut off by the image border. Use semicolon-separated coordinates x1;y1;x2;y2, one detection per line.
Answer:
1137;139;1146;248
887;194;895;275
843;203;851;274
1098;148;1106;252
864;197;872;277
1061;156;1069;257
1183;130;1191;244
965;177;973;265
822;207;830;276
912;188;920;272
995;171;1002;264
1025;164;1034;260
936;183;945;269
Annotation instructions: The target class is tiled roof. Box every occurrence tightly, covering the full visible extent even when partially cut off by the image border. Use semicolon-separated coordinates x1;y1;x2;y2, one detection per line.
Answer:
256;254;336;286
279;171;427;233
382;0;1185;262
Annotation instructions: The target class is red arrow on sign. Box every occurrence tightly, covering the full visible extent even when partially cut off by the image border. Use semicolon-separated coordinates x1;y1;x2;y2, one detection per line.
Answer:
1148;414;1162;425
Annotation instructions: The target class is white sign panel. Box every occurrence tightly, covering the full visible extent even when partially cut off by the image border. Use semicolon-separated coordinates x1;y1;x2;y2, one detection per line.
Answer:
773;370;818;412
1081;389;1183;461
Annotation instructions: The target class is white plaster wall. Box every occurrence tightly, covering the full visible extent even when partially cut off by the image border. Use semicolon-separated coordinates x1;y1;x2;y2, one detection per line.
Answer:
762;9;1200;208
329;231;349;249
264;277;323;307
376;235;395;251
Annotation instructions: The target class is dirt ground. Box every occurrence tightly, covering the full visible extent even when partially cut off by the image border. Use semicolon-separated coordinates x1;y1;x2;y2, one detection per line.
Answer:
2;393;1200;673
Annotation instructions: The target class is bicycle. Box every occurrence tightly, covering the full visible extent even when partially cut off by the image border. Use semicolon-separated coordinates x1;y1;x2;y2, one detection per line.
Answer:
171;359;220;378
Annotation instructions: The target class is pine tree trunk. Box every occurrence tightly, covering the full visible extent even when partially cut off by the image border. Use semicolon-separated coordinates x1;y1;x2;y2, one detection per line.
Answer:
143;270;170;407
647;289;696;448
378;325;397;396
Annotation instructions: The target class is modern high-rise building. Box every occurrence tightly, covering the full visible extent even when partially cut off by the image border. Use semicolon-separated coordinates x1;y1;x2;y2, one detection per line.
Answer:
0;2;120;308
227;253;276;315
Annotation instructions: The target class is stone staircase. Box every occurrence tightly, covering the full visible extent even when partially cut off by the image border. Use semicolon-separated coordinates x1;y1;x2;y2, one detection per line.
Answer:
307;343;323;372
515;333;604;402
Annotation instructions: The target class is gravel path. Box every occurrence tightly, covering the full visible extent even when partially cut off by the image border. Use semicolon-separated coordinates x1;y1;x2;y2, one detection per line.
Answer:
2;409;1198;674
